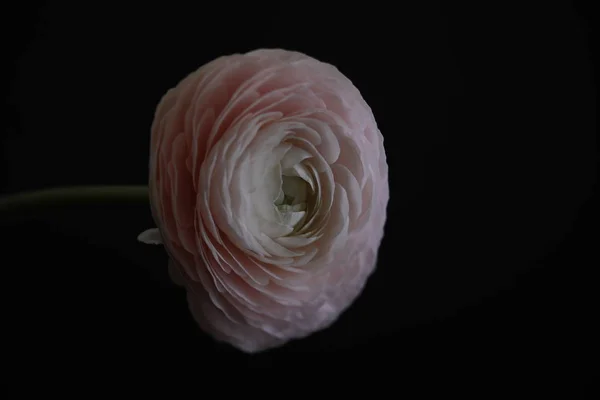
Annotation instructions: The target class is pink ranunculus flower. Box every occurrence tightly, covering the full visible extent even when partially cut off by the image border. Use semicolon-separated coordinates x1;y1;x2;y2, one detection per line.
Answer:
138;48;389;353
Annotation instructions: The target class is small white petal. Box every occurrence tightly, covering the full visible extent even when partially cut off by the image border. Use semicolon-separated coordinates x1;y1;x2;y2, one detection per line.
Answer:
280;146;312;170
137;228;163;245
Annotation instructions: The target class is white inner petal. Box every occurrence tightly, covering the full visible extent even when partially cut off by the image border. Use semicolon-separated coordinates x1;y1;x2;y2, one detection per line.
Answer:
266;143;314;234
276;175;308;230
245;125;321;250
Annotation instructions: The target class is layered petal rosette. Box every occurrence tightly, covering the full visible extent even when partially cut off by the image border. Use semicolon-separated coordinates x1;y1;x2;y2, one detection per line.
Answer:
139;49;389;353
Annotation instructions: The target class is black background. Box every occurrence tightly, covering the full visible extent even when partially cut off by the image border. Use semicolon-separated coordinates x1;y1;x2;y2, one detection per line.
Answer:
2;2;597;371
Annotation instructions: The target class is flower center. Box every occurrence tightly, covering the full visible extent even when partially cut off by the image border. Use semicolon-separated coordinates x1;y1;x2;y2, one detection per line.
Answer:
249;142;318;239
274;174;310;231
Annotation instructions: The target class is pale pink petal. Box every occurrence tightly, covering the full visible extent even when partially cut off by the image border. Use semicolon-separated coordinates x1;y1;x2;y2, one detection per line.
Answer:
141;48;389;353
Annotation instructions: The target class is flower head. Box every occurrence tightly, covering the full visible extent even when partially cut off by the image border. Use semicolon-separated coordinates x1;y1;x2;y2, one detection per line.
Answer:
139;49;389;352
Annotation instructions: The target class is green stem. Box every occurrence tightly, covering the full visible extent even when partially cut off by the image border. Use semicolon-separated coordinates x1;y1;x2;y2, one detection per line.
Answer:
0;185;149;213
